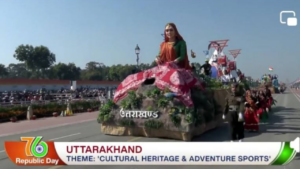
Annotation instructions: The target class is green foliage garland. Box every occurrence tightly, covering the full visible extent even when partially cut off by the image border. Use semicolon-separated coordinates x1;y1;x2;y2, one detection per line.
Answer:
169;106;195;126
120;90;144;110
119;119;135;127
144;119;163;129
98;100;115;122
146;87;161;98
170;114;181;127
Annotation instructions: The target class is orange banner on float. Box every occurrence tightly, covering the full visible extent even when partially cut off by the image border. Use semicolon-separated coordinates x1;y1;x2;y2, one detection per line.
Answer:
4;136;66;166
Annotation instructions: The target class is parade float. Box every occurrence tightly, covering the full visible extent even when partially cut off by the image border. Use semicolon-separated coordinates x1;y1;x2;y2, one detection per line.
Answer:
97;40;244;141
227;49;241;80
206;40;242;82
259;70;283;94
279;82;286;93
207;40;229;79
274;77;286;93
205;40;248;92
272;75;280;93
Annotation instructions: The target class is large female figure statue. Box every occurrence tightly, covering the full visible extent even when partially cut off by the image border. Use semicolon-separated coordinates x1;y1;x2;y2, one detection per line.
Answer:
156;23;191;70
114;23;201;107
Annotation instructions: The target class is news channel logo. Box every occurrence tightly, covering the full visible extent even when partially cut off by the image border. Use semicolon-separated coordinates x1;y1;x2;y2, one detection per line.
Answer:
280;11;297;26
21;136;49;158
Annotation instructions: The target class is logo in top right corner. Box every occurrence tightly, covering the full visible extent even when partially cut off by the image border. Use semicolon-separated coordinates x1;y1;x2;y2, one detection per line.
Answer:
280;11;297;26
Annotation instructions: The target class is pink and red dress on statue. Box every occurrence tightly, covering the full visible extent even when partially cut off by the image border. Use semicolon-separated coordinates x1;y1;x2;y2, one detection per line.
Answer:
113;62;204;107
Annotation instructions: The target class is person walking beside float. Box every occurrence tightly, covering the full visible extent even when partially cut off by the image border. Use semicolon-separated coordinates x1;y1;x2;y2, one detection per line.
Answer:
257;90;268;124
244;90;259;131
264;84;273;112
223;83;245;142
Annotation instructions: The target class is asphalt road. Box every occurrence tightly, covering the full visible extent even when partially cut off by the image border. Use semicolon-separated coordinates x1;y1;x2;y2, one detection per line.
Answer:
0;89;300;169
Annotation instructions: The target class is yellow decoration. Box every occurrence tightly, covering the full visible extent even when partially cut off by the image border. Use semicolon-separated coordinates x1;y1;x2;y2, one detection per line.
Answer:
65;102;73;116
66;110;73;116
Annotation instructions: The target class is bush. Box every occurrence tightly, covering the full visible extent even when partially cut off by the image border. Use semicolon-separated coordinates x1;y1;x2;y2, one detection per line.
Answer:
98;100;115;122
0;100;101;122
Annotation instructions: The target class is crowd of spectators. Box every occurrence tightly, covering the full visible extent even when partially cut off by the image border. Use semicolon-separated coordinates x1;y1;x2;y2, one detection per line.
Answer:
0;87;117;105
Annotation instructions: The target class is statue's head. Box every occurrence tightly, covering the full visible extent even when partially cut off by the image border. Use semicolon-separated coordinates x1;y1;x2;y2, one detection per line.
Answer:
164;23;183;42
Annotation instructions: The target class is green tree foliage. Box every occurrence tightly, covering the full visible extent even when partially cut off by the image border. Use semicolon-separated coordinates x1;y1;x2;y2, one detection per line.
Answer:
13;45;55;71
81;62;108;80
12;45;56;79
0;44;159;81
2;44;258;86
49;63;81;80
6;63;30;79
0;64;8;78
191;62;201;75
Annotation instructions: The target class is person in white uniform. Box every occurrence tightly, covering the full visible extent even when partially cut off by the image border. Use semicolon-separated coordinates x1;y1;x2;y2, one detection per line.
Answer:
221;70;232;86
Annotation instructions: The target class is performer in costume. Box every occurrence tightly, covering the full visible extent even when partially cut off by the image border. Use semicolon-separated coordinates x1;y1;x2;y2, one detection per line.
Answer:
220;70;231;86
156;23;192;70
238;73;250;92
272;76;279;92
200;60;212;76
252;90;262;120
258;90;268;124
223;83;245;142
244;90;259;131
264;84;273;112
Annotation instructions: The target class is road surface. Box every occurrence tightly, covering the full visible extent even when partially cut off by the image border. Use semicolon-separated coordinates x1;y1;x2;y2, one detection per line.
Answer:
0;88;299;169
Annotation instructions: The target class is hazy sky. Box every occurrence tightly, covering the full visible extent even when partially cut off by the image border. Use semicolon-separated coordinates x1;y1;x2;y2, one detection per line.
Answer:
0;0;299;82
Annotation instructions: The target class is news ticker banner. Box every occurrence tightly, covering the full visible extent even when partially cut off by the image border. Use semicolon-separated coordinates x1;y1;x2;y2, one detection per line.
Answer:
4;137;299;166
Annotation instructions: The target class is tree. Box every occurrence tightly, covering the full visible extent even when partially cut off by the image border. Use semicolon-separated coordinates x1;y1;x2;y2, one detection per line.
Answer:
13;45;34;70
34;46;56;70
13;45;56;71
6;63;29;78
81;62;108;80
85;61;105;71
191;62;202;75
107;65;120;81
50;63;81;80
8;44;163;81
0;64;8;78
67;63;81;80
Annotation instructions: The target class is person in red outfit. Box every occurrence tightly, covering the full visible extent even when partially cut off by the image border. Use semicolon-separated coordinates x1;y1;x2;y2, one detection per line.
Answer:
252;90;263;119
264;85;273;112
257;90;268;124
244;90;259;131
